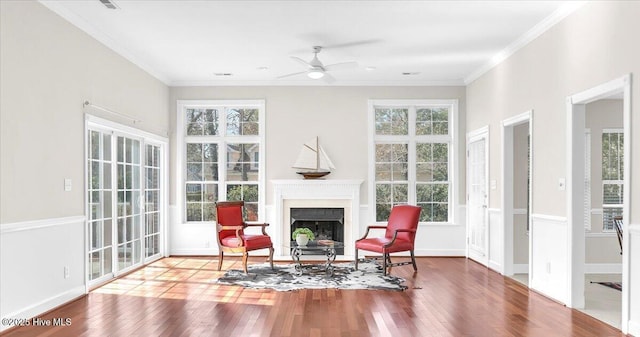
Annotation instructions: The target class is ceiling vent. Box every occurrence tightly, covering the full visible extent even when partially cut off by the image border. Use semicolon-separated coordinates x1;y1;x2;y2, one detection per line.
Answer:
99;0;119;10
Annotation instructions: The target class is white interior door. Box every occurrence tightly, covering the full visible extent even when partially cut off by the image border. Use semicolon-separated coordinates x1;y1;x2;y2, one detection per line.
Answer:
467;131;489;265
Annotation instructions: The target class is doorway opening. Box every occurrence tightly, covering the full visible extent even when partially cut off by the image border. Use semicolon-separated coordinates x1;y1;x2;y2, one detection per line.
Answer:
567;74;631;333
501;111;532;284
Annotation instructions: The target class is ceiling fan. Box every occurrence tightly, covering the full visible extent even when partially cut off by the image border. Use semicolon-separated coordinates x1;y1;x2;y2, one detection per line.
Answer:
278;46;357;83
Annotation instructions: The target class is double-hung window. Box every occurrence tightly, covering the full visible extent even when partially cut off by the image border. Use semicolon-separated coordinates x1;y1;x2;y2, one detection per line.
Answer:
178;100;265;223
601;129;623;231
369;100;456;223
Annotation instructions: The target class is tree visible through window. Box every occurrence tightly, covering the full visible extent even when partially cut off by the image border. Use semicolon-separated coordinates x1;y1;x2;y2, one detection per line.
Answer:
181;102;264;223
371;101;455;223
602;130;623;231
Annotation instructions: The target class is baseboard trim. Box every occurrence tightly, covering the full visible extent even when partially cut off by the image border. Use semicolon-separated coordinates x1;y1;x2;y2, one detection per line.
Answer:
628;319;640;335
513;264;529;274
414;249;465;257
0;286;85;332
584;263;622;274
488;260;502;273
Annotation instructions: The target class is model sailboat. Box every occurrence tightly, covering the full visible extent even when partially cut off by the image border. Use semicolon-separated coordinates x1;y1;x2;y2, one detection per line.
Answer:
292;137;335;179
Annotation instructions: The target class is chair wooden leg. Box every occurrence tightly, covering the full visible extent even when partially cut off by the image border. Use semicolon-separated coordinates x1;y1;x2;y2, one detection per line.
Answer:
354;249;359;270
217;251;224;271
382;253;387;276
268;246;274;270
410;250;417;272
242;252;249;274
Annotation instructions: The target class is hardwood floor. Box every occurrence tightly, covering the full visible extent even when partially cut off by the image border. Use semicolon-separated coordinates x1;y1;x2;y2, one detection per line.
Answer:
1;257;627;337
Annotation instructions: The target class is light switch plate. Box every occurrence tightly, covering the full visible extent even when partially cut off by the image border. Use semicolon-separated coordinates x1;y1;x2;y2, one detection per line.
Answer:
490;180;497;190
558;178;566;191
64;178;72;192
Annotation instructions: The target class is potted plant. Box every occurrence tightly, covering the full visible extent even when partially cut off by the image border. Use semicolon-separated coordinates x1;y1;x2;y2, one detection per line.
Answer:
292;227;315;246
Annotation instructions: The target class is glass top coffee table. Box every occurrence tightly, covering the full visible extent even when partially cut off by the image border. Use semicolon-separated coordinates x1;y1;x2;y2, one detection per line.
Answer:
286;240;344;276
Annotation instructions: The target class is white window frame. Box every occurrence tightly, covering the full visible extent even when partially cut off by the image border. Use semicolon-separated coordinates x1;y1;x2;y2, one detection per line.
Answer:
368;99;458;225
176;100;266;224
601;128;623;232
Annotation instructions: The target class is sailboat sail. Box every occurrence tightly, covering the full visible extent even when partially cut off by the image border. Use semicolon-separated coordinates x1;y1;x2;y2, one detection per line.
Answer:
292;137;335;174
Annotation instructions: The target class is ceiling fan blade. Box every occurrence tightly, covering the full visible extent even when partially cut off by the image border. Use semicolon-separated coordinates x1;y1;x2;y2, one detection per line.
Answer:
277;71;307;79
324;61;358;71
323;39;382;50
290;56;312;68
322;73;336;84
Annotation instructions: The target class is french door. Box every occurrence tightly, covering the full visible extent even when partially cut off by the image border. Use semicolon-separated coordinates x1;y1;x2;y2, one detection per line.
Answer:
467;129;489;265
87;121;166;285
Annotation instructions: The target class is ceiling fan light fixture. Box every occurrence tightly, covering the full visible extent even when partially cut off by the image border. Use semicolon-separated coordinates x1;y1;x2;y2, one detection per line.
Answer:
307;70;325;79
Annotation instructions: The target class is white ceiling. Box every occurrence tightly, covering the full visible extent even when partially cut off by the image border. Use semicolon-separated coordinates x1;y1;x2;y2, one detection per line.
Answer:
40;0;583;86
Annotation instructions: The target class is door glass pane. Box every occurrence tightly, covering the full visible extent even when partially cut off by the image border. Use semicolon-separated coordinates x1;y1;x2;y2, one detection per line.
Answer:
144;144;162;259
87;129;115;281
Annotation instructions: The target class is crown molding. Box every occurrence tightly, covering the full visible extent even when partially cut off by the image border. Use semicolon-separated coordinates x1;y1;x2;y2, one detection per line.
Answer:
464;2;586;85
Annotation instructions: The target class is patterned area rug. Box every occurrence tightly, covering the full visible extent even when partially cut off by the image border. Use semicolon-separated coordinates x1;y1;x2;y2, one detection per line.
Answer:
214;260;407;291
591;281;622;291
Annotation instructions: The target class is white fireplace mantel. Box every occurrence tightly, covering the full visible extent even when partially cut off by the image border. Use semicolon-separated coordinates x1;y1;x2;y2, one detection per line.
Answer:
271;179;363;259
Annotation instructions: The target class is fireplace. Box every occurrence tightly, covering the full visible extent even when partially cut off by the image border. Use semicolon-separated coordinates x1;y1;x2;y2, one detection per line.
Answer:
272;179;363;259
291;208;345;255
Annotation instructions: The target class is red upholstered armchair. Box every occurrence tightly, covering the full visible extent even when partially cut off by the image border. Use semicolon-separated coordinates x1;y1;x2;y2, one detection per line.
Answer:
355;205;421;276
215;201;274;273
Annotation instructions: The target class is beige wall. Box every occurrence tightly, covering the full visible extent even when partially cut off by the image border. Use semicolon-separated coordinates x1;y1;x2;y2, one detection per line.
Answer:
466;1;639;328
513;123;529;264
0;1;170;223
169;86;467;206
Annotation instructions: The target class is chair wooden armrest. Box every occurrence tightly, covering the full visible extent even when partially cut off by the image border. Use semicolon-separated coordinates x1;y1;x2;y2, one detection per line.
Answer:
383;228;417;248
357;225;388;241
245;222;270;235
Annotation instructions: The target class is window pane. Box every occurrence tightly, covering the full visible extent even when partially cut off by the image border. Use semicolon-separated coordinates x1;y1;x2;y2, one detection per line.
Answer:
603;183;623;204
91;131;100;160
417;143;448;182
204;184;217;203
186;184;202;202
416;107;448;135
226;108;259;136
186;108;219;136
226;143;258;181
375;108;408;135
376;184;391;203
187;143;202;162
244;203;258;221
603;207;622;231
203;203;216;221
602;132;623;180
186;203;202;221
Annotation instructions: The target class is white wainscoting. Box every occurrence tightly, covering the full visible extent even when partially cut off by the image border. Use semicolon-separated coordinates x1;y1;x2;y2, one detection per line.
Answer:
1;216;86;332
628;223;640;336
169;203;467;259
584;263;622;274
488;208;503;273
530;214;569;305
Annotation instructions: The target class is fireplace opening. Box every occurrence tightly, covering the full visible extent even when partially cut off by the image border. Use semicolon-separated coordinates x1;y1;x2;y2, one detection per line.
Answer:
291;208;344;255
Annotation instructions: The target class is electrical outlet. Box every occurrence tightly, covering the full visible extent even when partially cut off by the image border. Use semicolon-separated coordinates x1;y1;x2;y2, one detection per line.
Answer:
64;266;70;279
64;178;72;192
205;241;210;248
